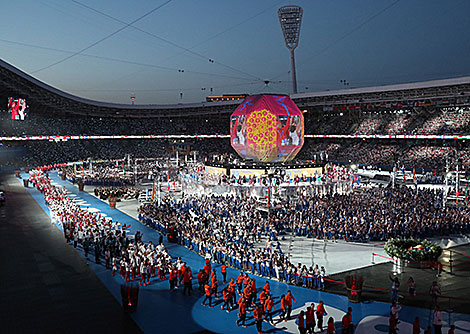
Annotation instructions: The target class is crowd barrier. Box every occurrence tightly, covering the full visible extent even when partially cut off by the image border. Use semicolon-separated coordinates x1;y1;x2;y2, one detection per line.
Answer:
450;249;470;258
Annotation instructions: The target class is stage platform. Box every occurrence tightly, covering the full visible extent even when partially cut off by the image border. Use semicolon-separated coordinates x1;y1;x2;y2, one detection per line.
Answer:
205;160;325;178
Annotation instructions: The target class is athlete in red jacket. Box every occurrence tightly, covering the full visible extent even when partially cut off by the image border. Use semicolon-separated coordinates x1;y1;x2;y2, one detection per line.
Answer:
169;267;177;291
236;272;244;294
183;266;192;296
264;295;275;324
284;290;297;319
306;304;316;333
221;264;227;283
298;311;306;334
316;300;327;332
236;297;247;327
253;304;264;334
202;283;213;307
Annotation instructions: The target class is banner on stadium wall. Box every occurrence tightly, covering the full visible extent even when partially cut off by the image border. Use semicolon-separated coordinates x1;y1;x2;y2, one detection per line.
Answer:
285;167;323;179
230;168;266;178
3;133;470;141
205;166;227;175
230;167;322;179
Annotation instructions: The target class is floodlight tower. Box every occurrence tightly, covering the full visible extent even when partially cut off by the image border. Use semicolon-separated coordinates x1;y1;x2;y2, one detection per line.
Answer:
278;5;303;94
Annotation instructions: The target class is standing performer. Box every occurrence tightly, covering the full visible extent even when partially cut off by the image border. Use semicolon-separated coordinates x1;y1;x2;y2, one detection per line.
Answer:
285;290;297;319
236;272;244;294
112;257;117;276
306;304;316;334
317;301;327;332
264;294;275;325
221;263;227;283
202;283;213;307
236;296;247;327
280;294;287;322
105;248;111;269
169;266;177;291
183;266;193;296
253;304;264;334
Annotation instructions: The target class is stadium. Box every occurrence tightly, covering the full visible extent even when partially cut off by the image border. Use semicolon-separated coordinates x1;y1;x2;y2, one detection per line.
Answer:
1;1;470;334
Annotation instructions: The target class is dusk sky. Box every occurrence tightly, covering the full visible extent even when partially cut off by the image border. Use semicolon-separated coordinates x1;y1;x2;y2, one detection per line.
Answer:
1;0;470;105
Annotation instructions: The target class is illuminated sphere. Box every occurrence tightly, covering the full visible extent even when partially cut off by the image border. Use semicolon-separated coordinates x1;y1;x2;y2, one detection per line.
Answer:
230;94;304;162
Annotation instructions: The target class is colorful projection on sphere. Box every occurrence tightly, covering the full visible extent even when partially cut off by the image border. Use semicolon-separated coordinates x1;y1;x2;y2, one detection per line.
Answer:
230;94;304;162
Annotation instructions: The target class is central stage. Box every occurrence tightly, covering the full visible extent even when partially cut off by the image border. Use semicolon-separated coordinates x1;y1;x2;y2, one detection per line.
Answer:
204;160;325;179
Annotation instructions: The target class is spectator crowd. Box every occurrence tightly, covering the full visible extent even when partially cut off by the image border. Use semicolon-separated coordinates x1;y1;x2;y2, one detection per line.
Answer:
2;107;470;173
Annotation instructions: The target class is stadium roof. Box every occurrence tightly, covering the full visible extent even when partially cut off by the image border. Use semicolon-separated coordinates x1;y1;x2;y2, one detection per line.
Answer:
293;76;470;109
0;59;237;118
1;58;470;118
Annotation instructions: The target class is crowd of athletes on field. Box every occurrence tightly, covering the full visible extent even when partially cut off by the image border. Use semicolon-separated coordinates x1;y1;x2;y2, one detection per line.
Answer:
27;164;465;334
28;167;356;333
138;185;470;264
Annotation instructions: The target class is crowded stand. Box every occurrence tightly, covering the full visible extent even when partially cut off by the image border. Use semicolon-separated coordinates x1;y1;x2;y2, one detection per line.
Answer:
4;137;470;173
384;114;412;134
413;108;470;135
298;140;470;172
1;107;469;139
401;146;458;171
303;107;470;136
331;143;399;168
3;105;470;173
0;113;229;137
2;139;170;168
353;118;381;135
304;114;353;134
296;142;340;161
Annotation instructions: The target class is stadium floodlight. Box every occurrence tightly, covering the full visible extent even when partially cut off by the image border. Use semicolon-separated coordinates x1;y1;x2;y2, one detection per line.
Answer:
278;5;303;94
